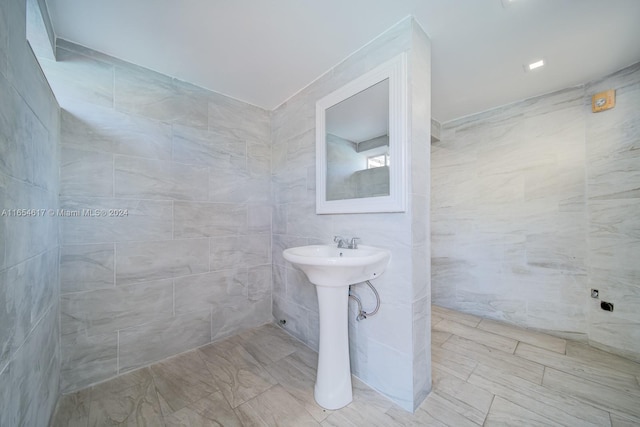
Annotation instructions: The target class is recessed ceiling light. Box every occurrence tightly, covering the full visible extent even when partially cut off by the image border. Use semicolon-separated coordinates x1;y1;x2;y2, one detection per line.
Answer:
524;59;545;72
528;59;545;70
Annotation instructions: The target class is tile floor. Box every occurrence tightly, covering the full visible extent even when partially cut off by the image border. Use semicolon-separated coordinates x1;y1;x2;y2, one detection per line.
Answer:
51;305;640;426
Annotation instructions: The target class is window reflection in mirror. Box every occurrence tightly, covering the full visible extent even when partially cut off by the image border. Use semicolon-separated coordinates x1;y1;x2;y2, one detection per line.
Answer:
325;79;390;201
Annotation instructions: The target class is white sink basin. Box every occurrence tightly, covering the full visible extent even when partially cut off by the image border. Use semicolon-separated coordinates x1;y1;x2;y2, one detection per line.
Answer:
282;243;391;410
282;244;391;287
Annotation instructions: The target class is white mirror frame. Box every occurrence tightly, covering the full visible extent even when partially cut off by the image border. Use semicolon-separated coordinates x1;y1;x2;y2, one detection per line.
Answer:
316;53;408;214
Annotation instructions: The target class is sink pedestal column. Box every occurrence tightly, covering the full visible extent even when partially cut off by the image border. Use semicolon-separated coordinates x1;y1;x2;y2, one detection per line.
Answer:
314;285;352;410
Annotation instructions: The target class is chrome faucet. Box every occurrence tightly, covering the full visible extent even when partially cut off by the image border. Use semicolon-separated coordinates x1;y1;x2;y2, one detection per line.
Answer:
334;236;360;249
334;236;348;248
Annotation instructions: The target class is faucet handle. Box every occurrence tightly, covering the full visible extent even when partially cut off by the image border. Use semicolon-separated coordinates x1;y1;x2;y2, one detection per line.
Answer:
334;235;347;248
349;237;360;249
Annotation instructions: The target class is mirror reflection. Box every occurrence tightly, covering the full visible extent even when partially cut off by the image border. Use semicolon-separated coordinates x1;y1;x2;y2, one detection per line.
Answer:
325;79;390;201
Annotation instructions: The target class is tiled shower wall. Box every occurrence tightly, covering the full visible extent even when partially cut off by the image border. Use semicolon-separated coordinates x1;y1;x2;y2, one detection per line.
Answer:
271;17;431;411
37;40;273;392
0;0;61;425
432;62;640;361
585;63;640;361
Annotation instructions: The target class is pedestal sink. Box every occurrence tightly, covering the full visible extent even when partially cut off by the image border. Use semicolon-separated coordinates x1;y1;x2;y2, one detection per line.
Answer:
282;244;391;410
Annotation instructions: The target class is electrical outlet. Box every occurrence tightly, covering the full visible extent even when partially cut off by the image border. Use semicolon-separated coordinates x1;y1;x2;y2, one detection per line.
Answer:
591;289;599;298
600;301;614;312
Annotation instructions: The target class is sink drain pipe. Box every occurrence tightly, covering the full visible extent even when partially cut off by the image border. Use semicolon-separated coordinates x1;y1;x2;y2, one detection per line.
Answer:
348;280;380;321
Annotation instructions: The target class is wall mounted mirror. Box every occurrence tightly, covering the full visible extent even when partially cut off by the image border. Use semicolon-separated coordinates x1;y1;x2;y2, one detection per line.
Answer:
316;53;407;214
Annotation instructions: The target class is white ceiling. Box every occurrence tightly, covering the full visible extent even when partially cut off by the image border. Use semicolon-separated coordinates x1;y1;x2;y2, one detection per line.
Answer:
45;0;640;122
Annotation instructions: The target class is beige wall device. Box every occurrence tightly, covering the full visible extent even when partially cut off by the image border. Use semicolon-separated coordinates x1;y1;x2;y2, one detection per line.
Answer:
591;89;615;113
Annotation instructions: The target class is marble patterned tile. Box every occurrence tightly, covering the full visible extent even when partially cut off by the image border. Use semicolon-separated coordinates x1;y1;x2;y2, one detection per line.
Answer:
321;398;397;427
174;201;247;238
1;360;15;426
271;168;309;205
198;339;277;408
272;296;311;345
8;304;60;427
208;94;270;143
515;342;640;392
50;389;91;427
60;329;117;393
434;319;518;353
234;170;271;204
431;368;493;425
118;310;212;372
0;0;6;76
262;354;329;422
59;197;173;244
60;146;113;197
235;384;320;426
248;141;271;177
442;335;544;385
172;124;246;169
115;238;209;285
114;155;209;201
543;367;640;419
285;128;315;168
565;341;640;377
248;264;272;302
468;363;610;427
247;203;272;234
431;305;482;327
0;74;35;184
610;413;640;427
3;178;57;267
60;243;115;293
211;296;272;342
38;46;114;108
174;269;247;315
588;198;640;270
114;63;208;128
1;250;53;371
384;405;448;427
477;318;566;353
210;234;270;270
484;396;559;427
432;330;451;347
150;350;218;415
431;346;478;382
356;338;414;411
236;323;300;366
283;200;333;240
418;391;482;427
60;104;172;161
272;264;287;298
61;279;173;336
270;93;315;146
163;391;242;427
271;139;288;176
90;367;154;398
88;373;164;426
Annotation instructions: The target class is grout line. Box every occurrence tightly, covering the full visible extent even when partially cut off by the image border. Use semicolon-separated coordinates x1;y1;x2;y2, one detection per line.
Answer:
116;330;120;374
113;242;117;287
482;394;496;427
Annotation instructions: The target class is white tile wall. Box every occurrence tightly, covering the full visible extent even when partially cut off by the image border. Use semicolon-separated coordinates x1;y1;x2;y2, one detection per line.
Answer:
432;62;640;362
40;40;273;392
0;0;61;425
